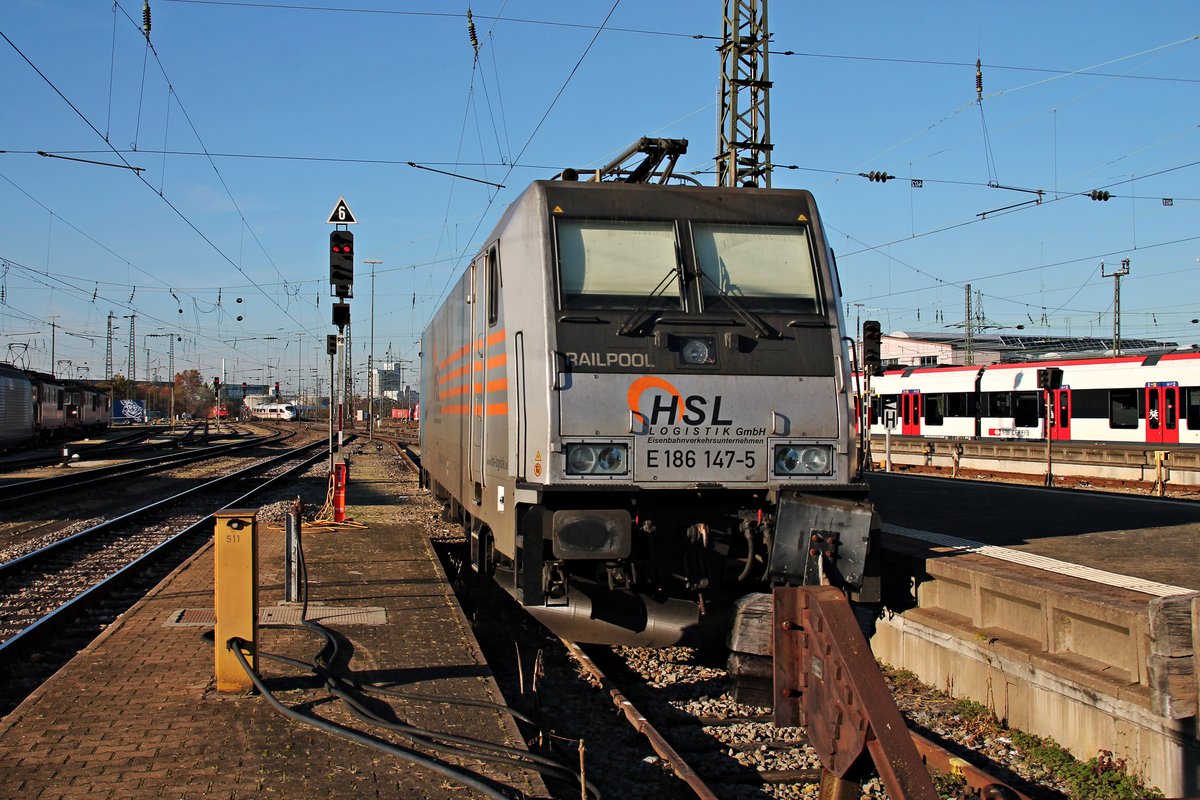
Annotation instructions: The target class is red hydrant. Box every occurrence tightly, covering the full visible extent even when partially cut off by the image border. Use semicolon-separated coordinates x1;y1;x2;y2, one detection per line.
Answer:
333;463;347;522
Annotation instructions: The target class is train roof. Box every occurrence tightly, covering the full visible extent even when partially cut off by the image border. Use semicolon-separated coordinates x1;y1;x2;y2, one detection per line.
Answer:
487;178;825;235
875;349;1200;378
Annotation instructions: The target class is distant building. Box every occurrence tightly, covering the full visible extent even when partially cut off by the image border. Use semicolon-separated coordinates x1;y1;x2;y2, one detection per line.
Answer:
374;361;416;406
870;331;1184;369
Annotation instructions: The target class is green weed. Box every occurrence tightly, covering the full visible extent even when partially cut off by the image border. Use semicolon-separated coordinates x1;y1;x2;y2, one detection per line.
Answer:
1009;731;1162;799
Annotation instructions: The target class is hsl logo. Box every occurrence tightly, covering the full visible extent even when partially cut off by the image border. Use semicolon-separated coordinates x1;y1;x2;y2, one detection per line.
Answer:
626;377;733;426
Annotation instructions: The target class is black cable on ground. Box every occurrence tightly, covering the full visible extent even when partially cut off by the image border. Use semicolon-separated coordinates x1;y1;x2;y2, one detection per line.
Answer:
221;622;600;799
222;445;597;797
260;621;599;796
227;637;520;800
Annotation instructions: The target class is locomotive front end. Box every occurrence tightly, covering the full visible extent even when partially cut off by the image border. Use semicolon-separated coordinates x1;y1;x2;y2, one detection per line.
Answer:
509;182;876;645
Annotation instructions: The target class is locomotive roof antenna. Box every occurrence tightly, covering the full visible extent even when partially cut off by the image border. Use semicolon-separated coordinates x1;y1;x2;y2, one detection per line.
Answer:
716;0;773;188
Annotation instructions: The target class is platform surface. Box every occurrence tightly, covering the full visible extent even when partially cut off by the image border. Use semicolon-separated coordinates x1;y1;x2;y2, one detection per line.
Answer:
0;448;548;800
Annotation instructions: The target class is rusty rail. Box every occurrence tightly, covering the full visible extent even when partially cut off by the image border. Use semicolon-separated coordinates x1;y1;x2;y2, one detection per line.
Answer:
561;640;720;800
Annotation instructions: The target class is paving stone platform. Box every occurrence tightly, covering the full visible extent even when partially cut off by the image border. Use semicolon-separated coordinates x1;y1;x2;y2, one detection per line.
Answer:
0;447;548;800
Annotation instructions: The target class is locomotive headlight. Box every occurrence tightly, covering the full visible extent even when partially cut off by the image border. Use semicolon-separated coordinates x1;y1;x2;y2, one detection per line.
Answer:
567;445;597;474
565;443;629;475
595;445;625;472
773;444;833;476
679;336;716;366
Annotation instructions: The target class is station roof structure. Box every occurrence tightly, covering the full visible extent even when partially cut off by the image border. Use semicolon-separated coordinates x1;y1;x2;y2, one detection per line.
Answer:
887;331;1188;363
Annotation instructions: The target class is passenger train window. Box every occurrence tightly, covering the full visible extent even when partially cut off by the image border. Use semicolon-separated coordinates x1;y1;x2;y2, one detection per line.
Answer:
1187;388;1200;430
1109;389;1139;429
947;393;970;417
924;394;945;425
555;220;680;309
1013;392;1040;428
692;223;821;313
986;392;1011;417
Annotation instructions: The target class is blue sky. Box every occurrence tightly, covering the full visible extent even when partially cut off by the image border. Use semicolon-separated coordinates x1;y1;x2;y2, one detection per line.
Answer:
2;1;1197;392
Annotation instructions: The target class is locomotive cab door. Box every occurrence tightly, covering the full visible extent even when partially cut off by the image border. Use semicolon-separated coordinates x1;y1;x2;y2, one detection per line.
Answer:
468;255;487;503
1049;388;1072;441
901;390;921;436
1145;383;1180;444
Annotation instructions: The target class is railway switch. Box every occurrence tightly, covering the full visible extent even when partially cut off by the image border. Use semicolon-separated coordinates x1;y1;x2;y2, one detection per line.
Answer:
214;509;259;693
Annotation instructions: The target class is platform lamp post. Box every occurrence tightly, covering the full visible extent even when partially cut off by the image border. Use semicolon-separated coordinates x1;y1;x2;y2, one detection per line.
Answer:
364;259;382;440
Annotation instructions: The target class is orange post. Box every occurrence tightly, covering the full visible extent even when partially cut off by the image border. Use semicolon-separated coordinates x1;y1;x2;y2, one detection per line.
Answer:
333;462;347;522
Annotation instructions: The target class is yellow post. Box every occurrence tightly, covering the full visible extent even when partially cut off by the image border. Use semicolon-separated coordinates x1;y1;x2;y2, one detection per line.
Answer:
214;509;258;693
1153;450;1169;497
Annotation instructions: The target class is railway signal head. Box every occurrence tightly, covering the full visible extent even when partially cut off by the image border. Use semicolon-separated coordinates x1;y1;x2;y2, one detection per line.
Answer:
274;381;280;399
1037;367;1063;390
332;301;350;331
862;320;883;376
213;377;220;394
329;230;354;298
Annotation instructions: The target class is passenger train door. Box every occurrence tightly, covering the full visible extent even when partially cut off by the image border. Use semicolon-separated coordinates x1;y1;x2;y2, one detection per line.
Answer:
901;390;921;436
1145;383;1180;444
1048;388;1072;441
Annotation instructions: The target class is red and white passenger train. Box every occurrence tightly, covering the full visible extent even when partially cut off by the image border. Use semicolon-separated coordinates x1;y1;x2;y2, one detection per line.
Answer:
865;351;1200;445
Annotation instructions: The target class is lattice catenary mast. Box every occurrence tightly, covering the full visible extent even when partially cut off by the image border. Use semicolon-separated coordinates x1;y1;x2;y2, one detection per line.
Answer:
716;0;773;188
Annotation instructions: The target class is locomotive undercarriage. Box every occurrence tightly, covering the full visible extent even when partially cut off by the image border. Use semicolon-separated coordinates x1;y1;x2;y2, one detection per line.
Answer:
490;488;880;647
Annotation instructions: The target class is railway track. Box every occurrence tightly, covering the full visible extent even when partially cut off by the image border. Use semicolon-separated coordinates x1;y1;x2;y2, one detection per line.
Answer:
0;438;333;716
0;426;287;503
560;640;1048;799
0;424;179;472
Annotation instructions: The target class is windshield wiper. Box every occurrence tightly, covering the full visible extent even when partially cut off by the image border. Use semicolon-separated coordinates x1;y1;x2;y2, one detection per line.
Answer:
697;271;779;339
615;267;682;336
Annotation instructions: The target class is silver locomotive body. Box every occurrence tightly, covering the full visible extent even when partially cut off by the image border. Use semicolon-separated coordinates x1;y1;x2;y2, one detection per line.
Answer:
421;180;873;646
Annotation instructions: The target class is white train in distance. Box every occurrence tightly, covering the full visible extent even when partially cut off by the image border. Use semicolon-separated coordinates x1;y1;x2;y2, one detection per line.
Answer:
247;402;300;421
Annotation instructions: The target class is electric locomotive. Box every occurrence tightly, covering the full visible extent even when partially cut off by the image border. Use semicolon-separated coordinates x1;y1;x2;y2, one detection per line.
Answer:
421;162;878;646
